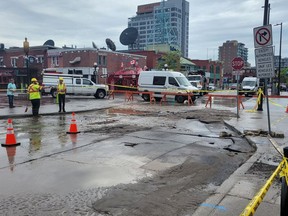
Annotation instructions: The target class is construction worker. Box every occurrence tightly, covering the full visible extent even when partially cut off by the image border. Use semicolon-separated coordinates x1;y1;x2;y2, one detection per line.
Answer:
57;77;66;112
27;78;43;116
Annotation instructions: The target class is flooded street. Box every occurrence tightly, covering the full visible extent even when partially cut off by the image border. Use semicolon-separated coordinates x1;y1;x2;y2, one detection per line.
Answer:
0;97;256;216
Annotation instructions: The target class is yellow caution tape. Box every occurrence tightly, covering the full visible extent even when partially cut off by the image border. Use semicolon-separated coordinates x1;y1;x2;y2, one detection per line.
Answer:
245;89;264;112
256;88;264;105
280;157;288;186
240;159;285;216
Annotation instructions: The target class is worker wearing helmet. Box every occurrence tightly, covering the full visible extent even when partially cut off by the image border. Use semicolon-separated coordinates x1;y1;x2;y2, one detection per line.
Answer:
27;78;43;116
57;77;66;112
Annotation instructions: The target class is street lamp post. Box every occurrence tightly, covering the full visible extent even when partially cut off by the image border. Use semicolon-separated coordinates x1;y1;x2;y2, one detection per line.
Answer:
275;22;282;95
93;62;99;83
23;37;29;85
163;64;168;71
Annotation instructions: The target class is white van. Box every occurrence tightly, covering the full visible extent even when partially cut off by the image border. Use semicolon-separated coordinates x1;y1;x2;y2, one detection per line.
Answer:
241;77;259;96
42;73;109;99
138;71;200;103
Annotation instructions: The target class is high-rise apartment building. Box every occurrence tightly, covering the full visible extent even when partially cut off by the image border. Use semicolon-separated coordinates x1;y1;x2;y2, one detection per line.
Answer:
128;0;189;57
218;40;248;80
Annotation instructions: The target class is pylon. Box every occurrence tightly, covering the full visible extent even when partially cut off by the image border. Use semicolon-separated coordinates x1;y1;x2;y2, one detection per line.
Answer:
1;119;21;147
286;105;288;113
66;112;80;134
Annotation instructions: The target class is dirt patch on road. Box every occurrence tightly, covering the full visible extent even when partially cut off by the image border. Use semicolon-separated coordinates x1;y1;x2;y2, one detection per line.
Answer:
92;148;250;216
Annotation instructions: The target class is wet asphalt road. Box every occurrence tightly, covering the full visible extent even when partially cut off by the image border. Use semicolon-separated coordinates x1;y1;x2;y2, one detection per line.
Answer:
0;93;255;215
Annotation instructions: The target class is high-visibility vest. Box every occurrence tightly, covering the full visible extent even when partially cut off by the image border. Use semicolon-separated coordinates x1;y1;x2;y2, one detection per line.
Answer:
28;84;41;100
57;83;66;95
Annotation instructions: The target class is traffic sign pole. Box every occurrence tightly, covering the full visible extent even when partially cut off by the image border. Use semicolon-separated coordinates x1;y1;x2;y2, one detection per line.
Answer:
232;57;244;119
256;0;271;135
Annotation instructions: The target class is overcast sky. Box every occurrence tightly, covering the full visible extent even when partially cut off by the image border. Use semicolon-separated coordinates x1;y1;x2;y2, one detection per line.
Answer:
0;0;287;66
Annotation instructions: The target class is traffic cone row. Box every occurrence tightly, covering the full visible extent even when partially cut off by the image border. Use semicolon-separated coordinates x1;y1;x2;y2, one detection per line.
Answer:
1;114;80;171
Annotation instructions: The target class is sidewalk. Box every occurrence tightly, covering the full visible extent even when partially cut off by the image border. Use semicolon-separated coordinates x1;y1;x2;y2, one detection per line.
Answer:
0;96;125;119
192;97;288;216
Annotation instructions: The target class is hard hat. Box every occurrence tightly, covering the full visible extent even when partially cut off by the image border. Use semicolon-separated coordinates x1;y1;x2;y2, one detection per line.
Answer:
31;78;37;82
59;77;64;81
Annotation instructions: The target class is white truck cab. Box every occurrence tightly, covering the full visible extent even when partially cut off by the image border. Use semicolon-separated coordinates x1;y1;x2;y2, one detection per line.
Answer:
42;73;109;99
138;70;199;103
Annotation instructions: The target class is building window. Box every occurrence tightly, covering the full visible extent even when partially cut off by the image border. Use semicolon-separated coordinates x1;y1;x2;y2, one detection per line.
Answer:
11;57;18;67
37;55;44;63
51;56;59;66
98;55;107;66
0;57;3;66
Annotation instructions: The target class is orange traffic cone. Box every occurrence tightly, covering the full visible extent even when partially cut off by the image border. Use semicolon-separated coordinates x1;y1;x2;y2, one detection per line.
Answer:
67;112;80;134
286;105;288;113
1;119;21;147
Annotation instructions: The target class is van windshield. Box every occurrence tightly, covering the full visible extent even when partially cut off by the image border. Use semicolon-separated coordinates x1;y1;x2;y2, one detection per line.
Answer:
175;77;191;87
242;81;256;86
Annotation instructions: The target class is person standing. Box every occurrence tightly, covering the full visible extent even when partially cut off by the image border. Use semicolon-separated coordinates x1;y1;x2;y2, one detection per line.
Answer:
27;78;42;116
7;78;17;108
57;77;66;112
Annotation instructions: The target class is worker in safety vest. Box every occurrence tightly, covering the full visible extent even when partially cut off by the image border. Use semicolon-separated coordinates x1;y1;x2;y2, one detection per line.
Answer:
57;77;66;112
27;78;43;116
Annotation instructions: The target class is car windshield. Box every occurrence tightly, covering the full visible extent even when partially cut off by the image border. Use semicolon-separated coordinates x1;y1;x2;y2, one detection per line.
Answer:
242;81;256;86
176;77;191;87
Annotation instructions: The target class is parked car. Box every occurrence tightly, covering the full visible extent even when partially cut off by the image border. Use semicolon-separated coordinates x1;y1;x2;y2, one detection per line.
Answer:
208;83;216;91
280;84;287;91
229;83;238;90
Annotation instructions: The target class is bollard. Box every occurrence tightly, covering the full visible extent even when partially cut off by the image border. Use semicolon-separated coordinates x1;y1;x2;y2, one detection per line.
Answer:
281;147;288;216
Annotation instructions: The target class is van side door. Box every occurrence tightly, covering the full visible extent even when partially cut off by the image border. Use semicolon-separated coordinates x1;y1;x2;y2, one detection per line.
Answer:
167;77;179;91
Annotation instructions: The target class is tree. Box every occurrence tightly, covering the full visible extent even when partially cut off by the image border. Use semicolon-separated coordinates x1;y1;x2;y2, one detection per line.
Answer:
280;67;288;84
157;51;181;71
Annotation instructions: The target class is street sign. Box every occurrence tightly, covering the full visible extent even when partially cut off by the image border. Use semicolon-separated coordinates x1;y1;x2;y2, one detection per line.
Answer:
231;57;244;70
255;46;275;78
253;25;273;48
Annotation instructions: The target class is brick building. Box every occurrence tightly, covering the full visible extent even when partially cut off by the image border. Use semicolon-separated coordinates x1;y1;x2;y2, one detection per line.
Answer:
190;59;223;87
46;48;147;84
0;43;55;89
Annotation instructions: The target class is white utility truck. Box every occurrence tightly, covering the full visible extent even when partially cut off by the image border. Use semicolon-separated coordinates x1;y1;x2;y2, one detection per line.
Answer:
138;70;200;103
42;73;109;99
241;77;259;96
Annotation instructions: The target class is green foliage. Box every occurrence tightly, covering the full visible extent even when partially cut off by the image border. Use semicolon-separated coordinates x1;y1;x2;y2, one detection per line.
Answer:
157;51;181;71
280;67;288;84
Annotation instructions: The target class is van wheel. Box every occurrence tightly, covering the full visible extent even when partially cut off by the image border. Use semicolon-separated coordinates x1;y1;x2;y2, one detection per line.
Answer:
95;89;106;99
175;95;185;103
51;89;57;98
142;94;150;101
